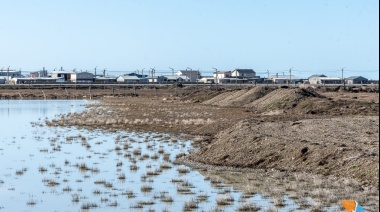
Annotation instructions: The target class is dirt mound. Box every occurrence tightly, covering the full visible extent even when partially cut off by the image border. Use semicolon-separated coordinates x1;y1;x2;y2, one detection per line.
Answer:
227;86;276;107
203;86;276;107
187;116;379;188
216;89;250;107
202;90;238;106
245;88;325;112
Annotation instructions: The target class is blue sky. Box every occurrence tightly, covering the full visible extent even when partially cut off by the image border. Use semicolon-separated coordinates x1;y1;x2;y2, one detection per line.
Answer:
0;0;379;79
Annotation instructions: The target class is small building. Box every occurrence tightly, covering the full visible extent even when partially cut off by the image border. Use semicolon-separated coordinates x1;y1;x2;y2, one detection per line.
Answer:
308;75;327;84
213;71;231;79
176;70;201;82
198;77;215;84
164;75;190;83
11;77;37;84
148;76;167;83
71;72;94;83
0;69;22;80
226;77;250;84
117;76;148;84
51;71;75;81
37;77;65;83
228;69;260;84
213;71;231;84
345;76;368;85
94;75;118;83
11;77;62;84
269;74;301;84
308;76;342;84
231;69;256;78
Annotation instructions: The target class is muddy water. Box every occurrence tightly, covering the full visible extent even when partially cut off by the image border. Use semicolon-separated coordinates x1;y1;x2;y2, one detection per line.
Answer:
0;100;348;211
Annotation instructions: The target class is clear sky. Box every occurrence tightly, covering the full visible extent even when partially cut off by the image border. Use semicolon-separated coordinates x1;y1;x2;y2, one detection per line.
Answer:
0;0;379;79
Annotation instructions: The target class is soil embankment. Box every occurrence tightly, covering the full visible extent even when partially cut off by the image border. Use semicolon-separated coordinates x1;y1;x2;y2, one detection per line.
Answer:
190;87;379;188
187;117;379;188
3;85;378;188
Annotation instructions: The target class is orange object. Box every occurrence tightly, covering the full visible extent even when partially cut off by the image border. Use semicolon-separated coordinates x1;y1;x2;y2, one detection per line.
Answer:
341;200;357;212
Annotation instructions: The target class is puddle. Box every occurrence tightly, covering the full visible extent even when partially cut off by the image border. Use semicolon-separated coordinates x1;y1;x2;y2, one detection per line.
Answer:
0;100;377;211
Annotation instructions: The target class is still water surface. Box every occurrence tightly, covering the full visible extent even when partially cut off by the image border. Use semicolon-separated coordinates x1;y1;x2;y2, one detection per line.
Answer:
0;100;303;211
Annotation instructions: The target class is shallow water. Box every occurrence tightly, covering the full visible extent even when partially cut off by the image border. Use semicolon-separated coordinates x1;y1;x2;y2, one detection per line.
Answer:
0;100;271;211
0;100;347;211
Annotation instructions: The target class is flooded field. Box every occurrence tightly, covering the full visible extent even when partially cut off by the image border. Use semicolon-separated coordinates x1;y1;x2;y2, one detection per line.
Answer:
0;100;285;211
0;100;377;211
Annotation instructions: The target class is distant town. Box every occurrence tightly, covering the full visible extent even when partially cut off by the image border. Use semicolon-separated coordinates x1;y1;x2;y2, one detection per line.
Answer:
0;67;377;85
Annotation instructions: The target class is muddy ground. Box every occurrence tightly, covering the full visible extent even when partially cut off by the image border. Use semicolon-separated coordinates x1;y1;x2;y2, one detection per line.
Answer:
2;85;379;190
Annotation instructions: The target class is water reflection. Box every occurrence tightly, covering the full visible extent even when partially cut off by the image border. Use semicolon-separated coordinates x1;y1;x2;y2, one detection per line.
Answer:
0;100;260;211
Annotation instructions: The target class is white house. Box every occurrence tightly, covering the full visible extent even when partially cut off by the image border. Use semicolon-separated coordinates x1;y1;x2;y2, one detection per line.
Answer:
213;71;231;84
117;76;148;84
176;70;201;82
269;74;301;84
309;76;342;84
231;69;256;78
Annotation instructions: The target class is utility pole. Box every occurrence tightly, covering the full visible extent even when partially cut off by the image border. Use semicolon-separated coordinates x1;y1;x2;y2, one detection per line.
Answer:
7;66;10;81
94;66;97;78
267;70;269;86
169;67;174;75
212;67;218;88
289;67;293;86
341;67;346;89
142;68;145;76
196;68;200;86
235;69;238;87
103;69;106;77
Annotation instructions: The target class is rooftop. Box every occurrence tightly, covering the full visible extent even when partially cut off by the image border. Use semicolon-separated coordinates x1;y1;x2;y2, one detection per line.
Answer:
233;69;255;73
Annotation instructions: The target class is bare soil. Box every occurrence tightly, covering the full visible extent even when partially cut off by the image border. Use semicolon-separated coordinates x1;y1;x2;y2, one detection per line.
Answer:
187;116;379;188
3;85;378;189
